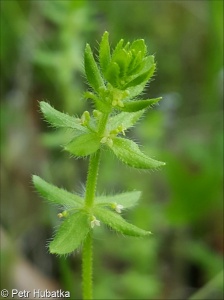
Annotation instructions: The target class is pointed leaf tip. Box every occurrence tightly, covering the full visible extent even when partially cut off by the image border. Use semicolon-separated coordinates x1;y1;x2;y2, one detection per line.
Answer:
94;207;151;237
39;101;85;132
32;175;83;208
99;31;111;74
120;97;162;112
110;137;165;169
84;44;104;92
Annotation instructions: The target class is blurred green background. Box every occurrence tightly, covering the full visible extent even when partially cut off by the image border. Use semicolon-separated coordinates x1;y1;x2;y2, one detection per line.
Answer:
0;1;223;299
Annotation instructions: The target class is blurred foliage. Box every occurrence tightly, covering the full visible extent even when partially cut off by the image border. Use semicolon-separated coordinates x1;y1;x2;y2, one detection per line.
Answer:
0;0;223;299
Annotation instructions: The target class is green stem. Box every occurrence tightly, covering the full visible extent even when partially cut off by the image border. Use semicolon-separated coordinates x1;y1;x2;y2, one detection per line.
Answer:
82;153;99;300
82;152;100;300
98;112;109;135
84;149;101;208
82;232;93;300
82;112;109;299
84;112;109;208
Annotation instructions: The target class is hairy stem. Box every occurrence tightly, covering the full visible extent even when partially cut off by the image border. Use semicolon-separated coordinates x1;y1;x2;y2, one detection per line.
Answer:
82;232;93;300
82;112;110;298
82;146;101;299
98;112;109;135
84;149;101;208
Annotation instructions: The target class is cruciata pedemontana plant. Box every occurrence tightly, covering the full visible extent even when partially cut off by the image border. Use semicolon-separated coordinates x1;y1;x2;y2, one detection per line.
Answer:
32;31;165;299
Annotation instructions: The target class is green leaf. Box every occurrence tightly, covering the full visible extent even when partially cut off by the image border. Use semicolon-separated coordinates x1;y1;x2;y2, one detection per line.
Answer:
130;39;147;56
65;132;101;156
120;97;162;112
142;55;155;72
124;57;155;97
123;41;131;51
40;102;86;132
99;31;111;74
49;212;90;254
84;91;111;113
32;175;83;208
84;44;105;92
110;137;166;169
94;207;151;237
112;49;129;77
128;51;144;75
126;83;146;99
112;38;124;57
105;62;120;87
95;191;141;209
125;64;155;89
107;110;144;132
